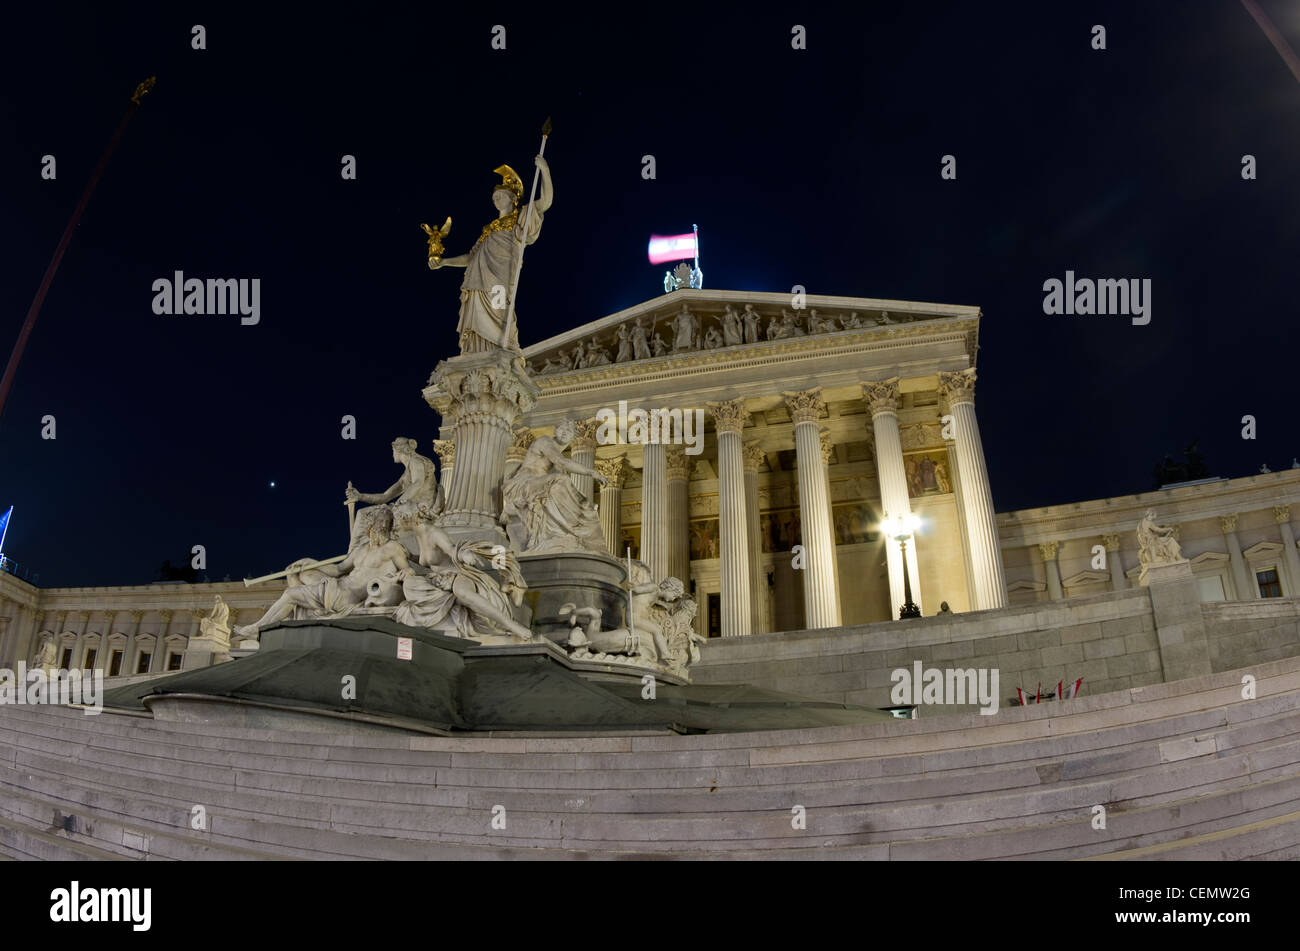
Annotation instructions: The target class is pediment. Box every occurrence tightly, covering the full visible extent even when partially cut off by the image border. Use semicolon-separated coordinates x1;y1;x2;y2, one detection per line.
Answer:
521;289;979;382
1243;541;1284;559
1189;550;1230;568
1007;578;1046;592
1062;570;1109;587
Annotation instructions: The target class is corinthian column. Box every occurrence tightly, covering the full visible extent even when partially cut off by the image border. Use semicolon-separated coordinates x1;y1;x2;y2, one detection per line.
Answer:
707;399;754;636
819;428;842;616
642;444;668;582
783;389;840;628
595;455;630;557
743;440;770;634
423;349;539;539
938;369;1007;610
864;379;922;619
666;446;691;586
1039;541;1063;600
432;439;456;493
1103;533;1127;590
569;418;599;504
1275;506;1300;593
1221;514;1253;600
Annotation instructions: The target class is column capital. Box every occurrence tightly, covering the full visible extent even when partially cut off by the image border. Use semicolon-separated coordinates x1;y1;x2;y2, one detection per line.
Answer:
1102;533;1121;552
938;369;977;406
1220;513;1238;533
861;378;899;416
570;418;600;453
665;445;690;480
1038;540;1060;561
742;441;766;473
594;454;631;488
505;428;535;462
129;610;145;623
707;398;751;435
781;388;825;425
157;610;173;623
1274;505;1291;525
819;428;834;466
432;439;456;467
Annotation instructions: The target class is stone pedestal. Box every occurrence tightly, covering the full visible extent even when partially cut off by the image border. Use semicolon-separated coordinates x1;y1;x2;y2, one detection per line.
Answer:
180;635;231;671
518;550;630;642
1140;559;1213;681
423;349;539;544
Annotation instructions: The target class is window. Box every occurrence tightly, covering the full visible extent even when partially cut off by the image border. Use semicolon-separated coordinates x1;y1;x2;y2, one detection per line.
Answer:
59;648;72;669
1256;567;1283;599
84;649;97;670
166;652;183;671
109;649;124;677
136;651;152;674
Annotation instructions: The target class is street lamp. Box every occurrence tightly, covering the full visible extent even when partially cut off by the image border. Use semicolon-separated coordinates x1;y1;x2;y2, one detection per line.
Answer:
882;513;922;620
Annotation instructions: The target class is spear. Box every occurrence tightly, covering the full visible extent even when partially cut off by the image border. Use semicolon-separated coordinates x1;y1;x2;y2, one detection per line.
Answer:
0;77;156;419
501;117;552;347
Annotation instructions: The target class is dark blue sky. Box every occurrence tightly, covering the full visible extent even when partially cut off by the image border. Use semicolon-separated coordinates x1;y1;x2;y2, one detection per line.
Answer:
1;1;1298;586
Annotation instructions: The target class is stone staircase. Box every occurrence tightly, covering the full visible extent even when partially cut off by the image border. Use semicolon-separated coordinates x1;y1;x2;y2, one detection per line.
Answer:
1;655;1299;860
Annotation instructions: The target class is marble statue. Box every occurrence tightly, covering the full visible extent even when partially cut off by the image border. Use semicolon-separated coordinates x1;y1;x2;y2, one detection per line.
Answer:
721;305;743;346
345;437;443;554
651;577;704;674
234;508;412;642
538;350;571;375
741;304;761;344
671;305;697;351
766;316;781;341
562;560;662;661
615;324;633;362
428;157;553;354
664;261;702;292
631;318;652;360
652;333;669;357
33;635;56;670
841;311;863;329
1137;509;1184;566
500;419;609;554
198;594;231;640
572;339;586;368
703;325;723;350
583;338;611;367
779;310;806;337
562;561;704;677
808;309;838;333
394;503;533;640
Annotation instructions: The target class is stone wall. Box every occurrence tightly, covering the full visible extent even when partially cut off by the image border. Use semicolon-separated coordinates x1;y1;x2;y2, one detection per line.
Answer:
1205;597;1300;672
693;587;1162;713
696;579;1300;714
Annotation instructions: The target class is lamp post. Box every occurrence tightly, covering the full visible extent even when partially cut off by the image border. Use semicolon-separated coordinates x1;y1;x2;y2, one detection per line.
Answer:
883;513;922;619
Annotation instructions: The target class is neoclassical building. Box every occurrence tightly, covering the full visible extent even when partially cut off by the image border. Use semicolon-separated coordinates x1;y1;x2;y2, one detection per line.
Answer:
4;288;1300;668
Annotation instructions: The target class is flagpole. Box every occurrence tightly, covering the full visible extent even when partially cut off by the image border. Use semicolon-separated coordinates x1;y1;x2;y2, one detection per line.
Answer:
0;77;156;420
0;506;11;558
501;117;552;347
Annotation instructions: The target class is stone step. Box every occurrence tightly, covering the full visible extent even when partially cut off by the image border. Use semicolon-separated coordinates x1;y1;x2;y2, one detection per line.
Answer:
6;724;1297;853
6;693;1296;803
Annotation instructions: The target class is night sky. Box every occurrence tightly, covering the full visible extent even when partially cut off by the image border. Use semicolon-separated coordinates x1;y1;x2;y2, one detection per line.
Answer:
1;1;1298;587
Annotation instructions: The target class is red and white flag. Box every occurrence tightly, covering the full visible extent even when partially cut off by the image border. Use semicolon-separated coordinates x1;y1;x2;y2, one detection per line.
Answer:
647;233;698;265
